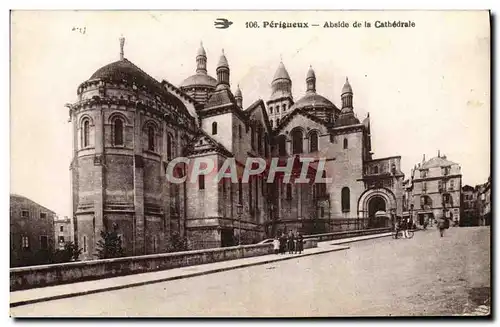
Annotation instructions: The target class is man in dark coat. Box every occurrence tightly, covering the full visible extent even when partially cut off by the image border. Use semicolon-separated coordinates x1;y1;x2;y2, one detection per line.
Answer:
296;234;304;254
288;233;295;254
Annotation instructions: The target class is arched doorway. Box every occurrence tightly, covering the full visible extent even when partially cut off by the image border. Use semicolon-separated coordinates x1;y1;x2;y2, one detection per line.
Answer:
368;196;388;228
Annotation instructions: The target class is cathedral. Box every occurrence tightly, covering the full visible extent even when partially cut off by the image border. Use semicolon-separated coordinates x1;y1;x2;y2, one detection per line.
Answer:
69;38;405;259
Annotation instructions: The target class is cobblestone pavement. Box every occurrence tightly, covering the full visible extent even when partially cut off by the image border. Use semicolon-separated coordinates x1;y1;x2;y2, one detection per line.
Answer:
10;227;490;317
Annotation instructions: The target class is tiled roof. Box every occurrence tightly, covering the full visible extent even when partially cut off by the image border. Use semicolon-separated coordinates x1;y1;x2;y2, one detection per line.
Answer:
421;156;458;169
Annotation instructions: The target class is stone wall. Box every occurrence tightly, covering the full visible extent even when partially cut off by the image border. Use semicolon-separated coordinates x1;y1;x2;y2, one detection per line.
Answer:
10;243;273;291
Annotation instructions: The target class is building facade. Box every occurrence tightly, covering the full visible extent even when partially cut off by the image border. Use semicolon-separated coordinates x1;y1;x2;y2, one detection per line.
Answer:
476;176;491;226
54;216;73;250
461;185;478;226
10;194;56;267
407;152;462;227
69;39;404;259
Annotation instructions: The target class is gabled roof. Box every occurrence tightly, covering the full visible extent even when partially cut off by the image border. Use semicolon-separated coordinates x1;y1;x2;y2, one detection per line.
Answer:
185;130;233;158
274;108;331;135
244;99;272;133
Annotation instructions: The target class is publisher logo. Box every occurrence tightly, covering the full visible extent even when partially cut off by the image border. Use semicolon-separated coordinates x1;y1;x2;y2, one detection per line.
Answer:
214;18;233;29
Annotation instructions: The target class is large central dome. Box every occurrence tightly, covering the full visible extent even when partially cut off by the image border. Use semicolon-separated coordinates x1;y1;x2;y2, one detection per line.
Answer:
88;58;185;108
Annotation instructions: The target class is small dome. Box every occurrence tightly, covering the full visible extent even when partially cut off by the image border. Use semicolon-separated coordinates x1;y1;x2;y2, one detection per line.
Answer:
273;62;291;81
235;85;242;97
180;73;217;88
341;77;353;95
217;51;229;68
197;42;206;57
306;66;316;80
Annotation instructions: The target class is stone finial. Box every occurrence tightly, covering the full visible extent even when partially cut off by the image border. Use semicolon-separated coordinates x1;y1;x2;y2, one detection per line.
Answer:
119;35;125;60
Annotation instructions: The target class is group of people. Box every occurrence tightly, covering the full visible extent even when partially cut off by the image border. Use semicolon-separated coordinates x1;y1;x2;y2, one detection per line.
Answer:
394;218;412;239
273;231;304;255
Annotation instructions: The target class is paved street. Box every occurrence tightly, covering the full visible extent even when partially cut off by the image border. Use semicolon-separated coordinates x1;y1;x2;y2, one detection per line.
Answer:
11;227;490;317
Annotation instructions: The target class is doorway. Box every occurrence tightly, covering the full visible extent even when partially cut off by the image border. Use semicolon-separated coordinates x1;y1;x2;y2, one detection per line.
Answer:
368;196;387;228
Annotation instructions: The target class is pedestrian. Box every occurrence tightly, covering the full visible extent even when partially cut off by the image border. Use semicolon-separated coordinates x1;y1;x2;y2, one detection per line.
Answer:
288;232;295;254
279;233;286;254
394;219;400;239
401;218;409;238
296;233;304;254
273;237;280;255
436;217;446;237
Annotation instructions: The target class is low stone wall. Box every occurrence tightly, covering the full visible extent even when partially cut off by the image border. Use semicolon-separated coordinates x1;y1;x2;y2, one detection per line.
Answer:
10;243;273;291
303;227;391;242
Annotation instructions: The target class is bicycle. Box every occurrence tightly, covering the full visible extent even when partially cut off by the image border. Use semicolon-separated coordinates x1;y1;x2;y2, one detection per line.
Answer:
392;228;414;239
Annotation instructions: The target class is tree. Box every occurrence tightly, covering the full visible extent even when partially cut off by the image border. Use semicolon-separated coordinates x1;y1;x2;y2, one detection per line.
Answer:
95;228;125;259
52;241;82;263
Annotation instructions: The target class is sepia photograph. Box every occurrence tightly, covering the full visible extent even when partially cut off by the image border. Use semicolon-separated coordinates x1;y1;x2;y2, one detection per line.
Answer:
9;10;491;317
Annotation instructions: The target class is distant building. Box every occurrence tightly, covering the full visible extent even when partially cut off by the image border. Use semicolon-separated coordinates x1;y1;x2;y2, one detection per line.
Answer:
10;194;56;267
476;176;491;226
461;185;478;226
407;152;462;227
54;216;73;250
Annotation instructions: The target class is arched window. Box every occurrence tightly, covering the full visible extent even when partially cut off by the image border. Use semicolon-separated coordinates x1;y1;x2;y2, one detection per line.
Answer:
167;133;173;160
283;104;287;111
341;187;350;212
373;166;379;174
277;118;280;126
270;120;274;128
113;118;124;146
309;131;318;152
291;129;303;154
278;135;287;156
212;122;217;135
148;126;155;151
269;106;273;114
343;138;348;149
277;105;280;113
82;119;90;148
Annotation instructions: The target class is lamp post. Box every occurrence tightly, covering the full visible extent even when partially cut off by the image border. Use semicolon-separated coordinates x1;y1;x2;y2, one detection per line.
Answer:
236;203;243;246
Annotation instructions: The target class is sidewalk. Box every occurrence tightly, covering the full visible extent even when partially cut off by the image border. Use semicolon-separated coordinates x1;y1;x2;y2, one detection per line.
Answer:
10;232;389;307
319;232;393;247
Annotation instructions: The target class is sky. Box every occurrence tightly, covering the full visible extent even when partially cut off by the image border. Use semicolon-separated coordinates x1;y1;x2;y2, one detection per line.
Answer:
10;10;490;217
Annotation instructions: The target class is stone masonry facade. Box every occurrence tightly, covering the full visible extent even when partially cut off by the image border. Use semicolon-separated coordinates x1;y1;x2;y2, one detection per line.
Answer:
69;39;405;260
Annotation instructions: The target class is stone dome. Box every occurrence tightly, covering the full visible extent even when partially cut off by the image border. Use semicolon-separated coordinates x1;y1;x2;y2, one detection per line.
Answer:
88;58;186;107
180;73;217;88
306;66;316;79
293;93;337;111
341;77;353;95
197;43;206;57
235;85;242;97
217;52;229;68
273;61;291;81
